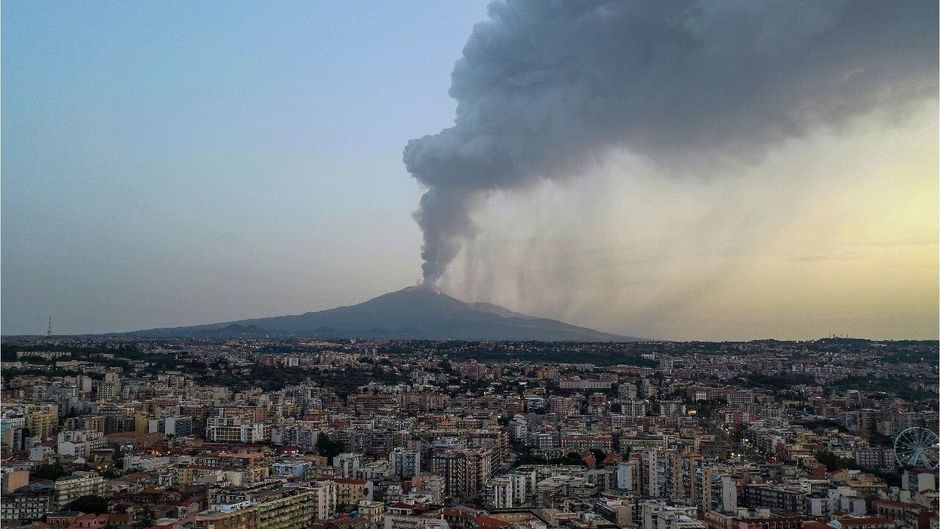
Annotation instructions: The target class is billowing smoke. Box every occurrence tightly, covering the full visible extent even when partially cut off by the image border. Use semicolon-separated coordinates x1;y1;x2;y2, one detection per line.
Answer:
404;0;937;285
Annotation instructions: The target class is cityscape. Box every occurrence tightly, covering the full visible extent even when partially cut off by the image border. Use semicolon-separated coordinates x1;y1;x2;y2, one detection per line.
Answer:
2;1;938;529
0;336;937;528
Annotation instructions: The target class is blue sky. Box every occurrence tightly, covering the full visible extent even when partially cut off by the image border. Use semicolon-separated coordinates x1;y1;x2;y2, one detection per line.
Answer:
3;2;937;339
2;1;489;334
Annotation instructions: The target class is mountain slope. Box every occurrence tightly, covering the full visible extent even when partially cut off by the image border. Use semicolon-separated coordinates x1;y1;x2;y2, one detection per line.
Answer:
130;286;631;341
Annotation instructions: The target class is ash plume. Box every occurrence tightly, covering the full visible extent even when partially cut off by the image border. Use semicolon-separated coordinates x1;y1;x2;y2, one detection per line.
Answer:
404;0;937;285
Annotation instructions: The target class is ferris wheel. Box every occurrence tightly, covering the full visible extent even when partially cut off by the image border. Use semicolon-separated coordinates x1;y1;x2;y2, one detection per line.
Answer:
894;427;939;470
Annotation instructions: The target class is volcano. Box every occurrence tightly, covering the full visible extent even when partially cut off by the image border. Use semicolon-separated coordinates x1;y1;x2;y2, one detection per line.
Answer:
129;286;631;341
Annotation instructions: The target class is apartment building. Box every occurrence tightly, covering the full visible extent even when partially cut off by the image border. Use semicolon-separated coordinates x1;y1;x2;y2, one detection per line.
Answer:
25;404;58;441
390;447;422;478
333;478;373;507
54;471;105;509
431;448;493;500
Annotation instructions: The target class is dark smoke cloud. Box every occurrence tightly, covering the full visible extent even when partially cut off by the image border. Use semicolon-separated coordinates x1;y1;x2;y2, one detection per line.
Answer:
404;0;938;284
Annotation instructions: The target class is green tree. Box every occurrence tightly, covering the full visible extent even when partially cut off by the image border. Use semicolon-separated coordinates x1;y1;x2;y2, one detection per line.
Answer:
589;449;607;464
67;494;108;514
814;449;858;471
32;463;69;481
315;432;345;459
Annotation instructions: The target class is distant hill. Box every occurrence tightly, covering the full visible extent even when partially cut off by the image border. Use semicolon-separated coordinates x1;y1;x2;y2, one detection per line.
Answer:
129;286;632;341
194;323;268;338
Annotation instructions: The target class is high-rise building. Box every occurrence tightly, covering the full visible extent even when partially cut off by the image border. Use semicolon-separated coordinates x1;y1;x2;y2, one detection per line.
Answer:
431;448;492;500
485;476;514;508
389;447;421;478
25;405;58;441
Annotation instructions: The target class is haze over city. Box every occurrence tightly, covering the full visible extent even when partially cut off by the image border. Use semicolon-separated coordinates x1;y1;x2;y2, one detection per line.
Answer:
2;1;938;340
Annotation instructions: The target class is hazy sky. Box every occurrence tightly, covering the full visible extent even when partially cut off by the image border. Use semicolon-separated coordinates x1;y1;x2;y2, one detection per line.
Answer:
3;1;937;340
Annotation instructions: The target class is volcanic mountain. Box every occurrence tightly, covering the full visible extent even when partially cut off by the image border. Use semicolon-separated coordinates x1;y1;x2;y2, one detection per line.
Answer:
130;286;630;341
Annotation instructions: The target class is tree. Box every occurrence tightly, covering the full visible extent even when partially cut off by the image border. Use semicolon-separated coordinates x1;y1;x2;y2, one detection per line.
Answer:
32;463;69;481
67;494;108;514
814;449;858;471
590;449;607;464
562;452;588;466
316;432;344;459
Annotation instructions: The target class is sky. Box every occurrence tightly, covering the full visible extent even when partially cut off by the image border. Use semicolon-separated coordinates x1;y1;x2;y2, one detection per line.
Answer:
2;1;937;340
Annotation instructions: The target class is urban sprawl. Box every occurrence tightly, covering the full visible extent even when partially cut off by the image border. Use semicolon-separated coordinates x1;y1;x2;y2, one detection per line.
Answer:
1;337;937;529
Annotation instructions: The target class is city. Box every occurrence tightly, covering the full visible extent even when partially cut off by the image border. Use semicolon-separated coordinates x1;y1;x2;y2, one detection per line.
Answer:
1;337;936;528
2;1;938;529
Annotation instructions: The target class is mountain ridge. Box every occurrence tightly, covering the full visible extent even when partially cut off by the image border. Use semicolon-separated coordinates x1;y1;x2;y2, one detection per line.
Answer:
127;286;633;341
